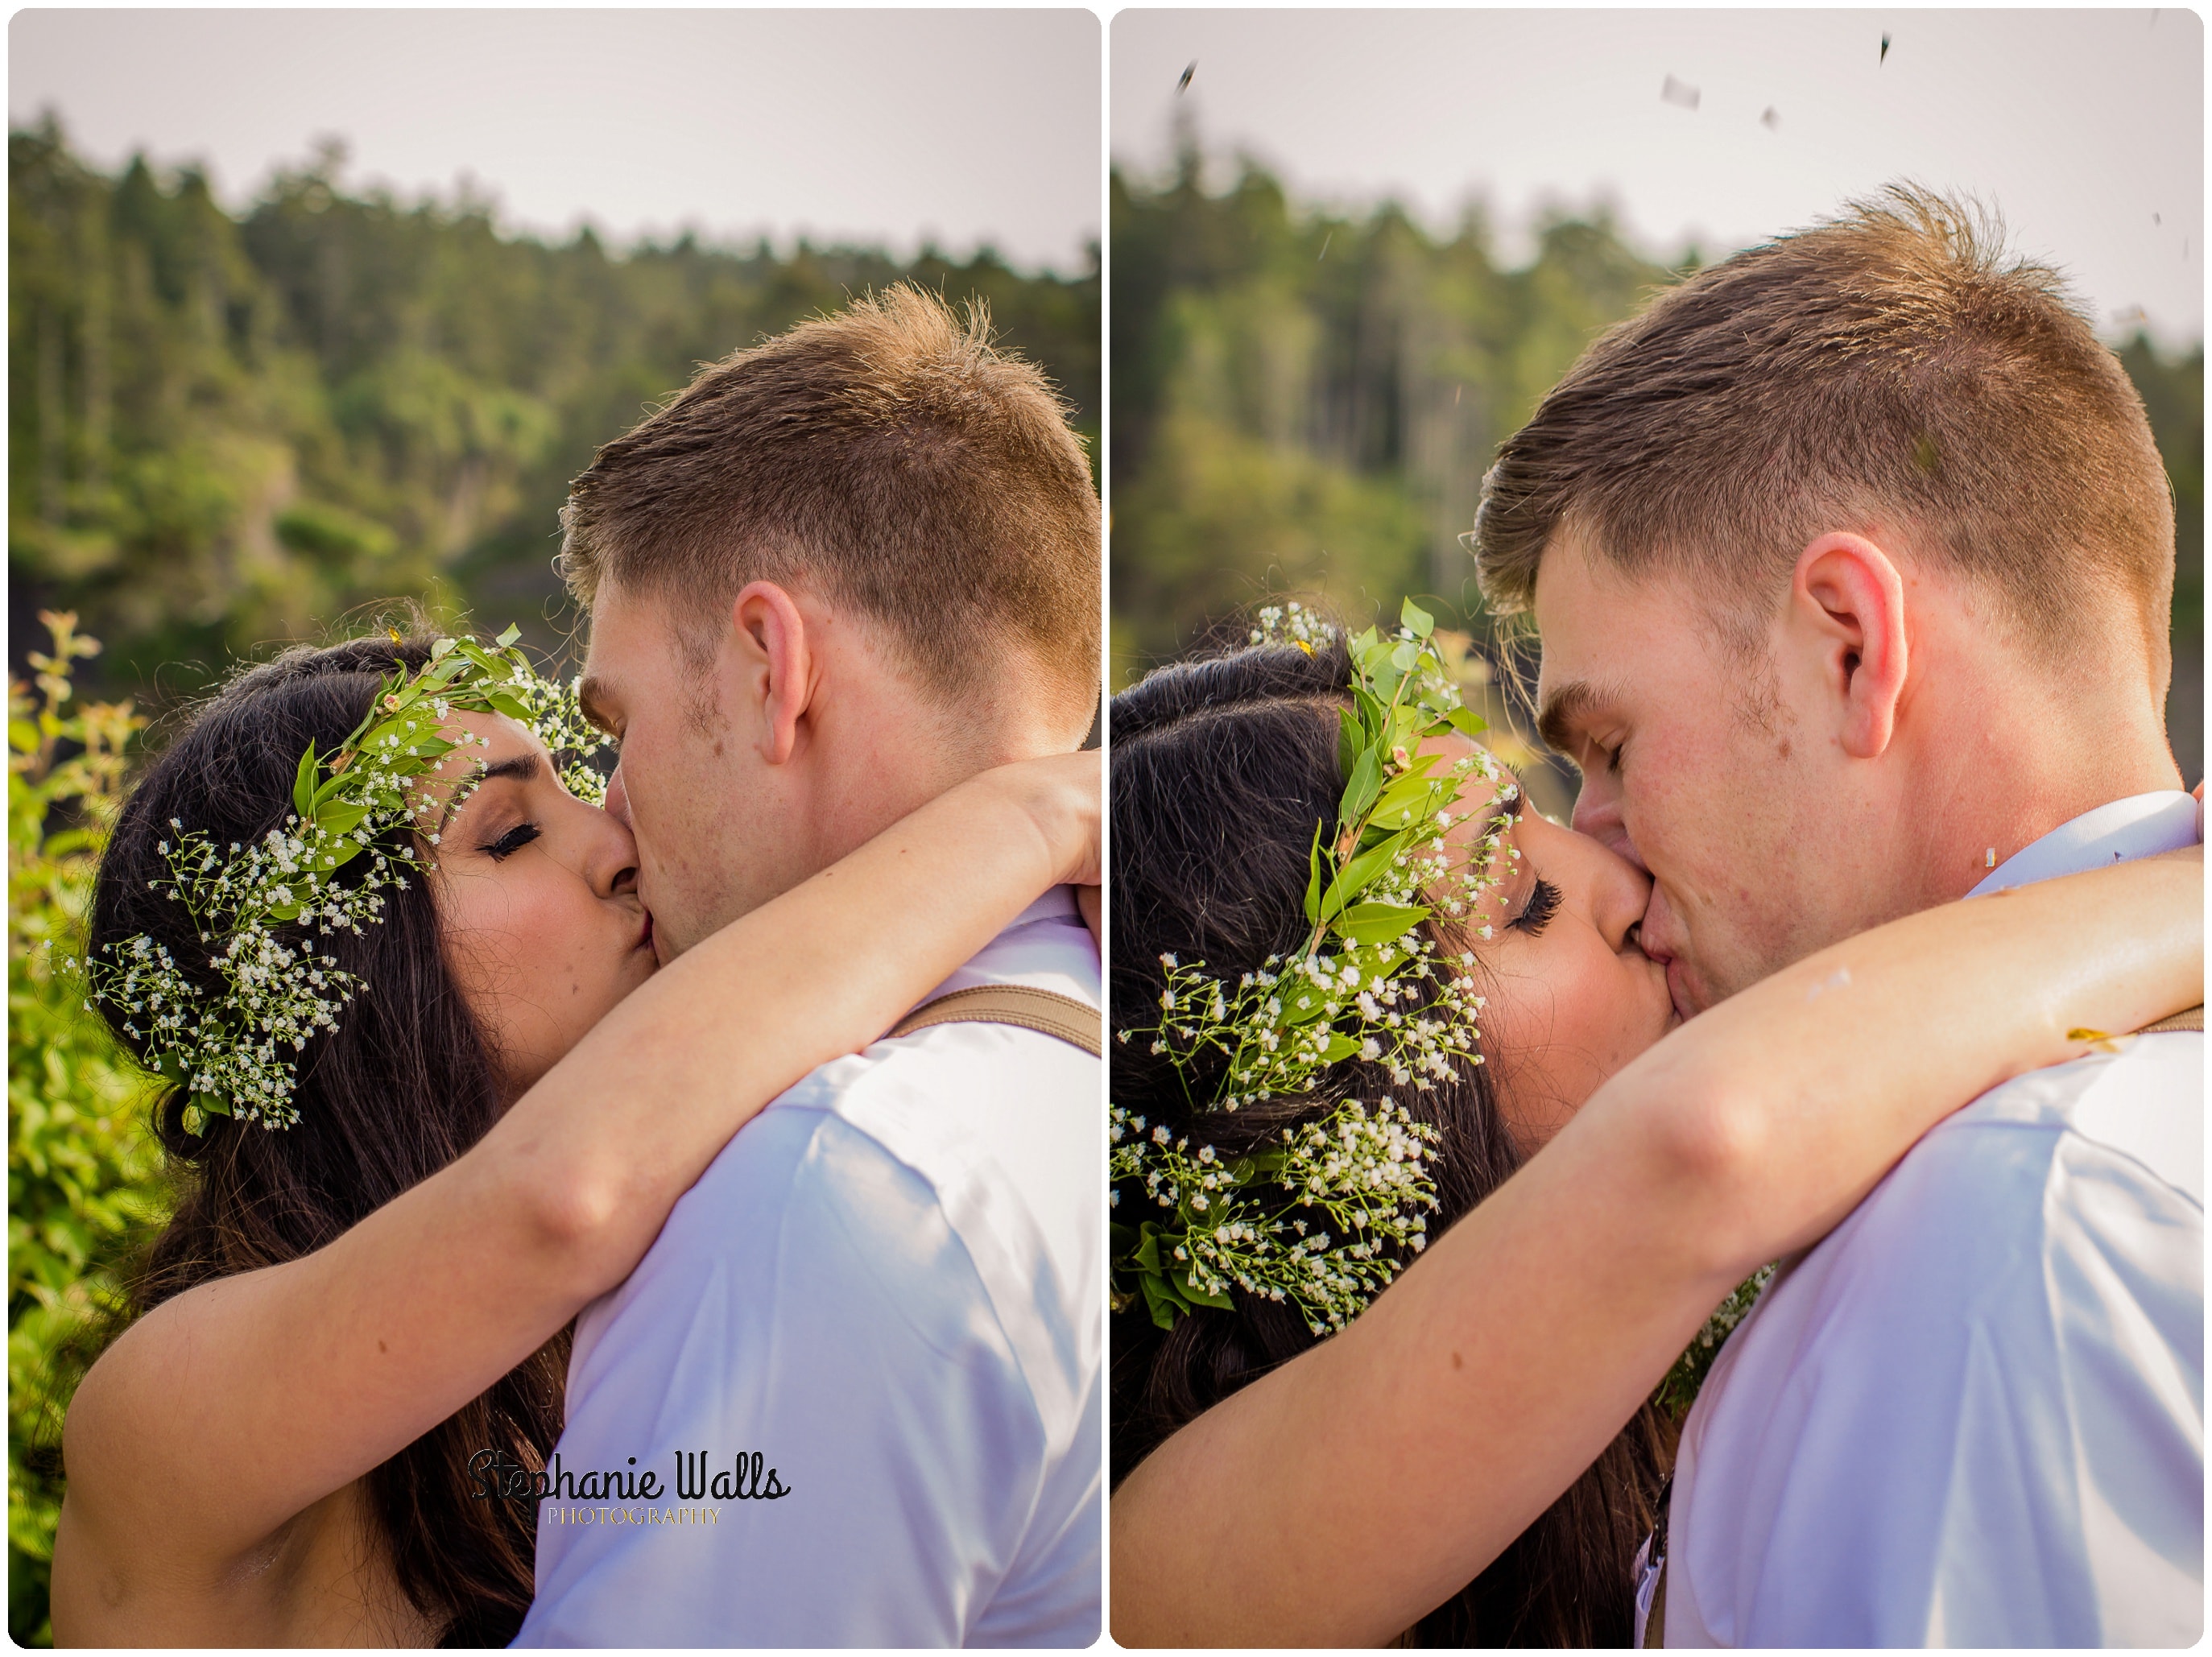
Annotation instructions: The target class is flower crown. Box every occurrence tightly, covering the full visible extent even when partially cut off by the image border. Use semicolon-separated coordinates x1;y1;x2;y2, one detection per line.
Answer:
1112;600;1523;1335
83;627;609;1131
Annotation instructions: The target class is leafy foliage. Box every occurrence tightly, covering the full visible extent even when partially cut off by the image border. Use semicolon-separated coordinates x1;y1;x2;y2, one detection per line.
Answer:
8;613;164;1647
1110;151;1677;684
10;118;1100;706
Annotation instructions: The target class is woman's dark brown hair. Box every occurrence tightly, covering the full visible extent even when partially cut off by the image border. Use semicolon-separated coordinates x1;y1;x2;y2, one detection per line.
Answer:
1110;634;1673;1647
85;631;566;1647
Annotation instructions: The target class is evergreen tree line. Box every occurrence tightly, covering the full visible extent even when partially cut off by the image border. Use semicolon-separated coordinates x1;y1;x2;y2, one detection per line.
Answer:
9;118;1101;702
1110;150;2202;783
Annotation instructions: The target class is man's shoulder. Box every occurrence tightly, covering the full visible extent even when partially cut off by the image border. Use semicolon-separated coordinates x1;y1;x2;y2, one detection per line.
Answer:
1674;1038;2206;1647
1912;1032;2202;1211
1705;1037;2202;1403
574;998;1102;1421
583;1106;994;1349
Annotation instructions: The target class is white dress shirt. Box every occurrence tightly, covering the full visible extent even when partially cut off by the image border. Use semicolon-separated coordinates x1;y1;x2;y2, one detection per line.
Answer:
1664;791;2202;1647
515;890;1102;1648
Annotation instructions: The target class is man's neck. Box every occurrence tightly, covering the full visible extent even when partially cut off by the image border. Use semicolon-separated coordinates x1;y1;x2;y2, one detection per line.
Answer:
796;700;1075;887
1899;702;2182;908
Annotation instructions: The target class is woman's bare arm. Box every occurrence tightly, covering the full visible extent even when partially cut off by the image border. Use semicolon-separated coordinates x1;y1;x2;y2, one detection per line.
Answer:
1111;847;2199;1647
56;750;1098;1609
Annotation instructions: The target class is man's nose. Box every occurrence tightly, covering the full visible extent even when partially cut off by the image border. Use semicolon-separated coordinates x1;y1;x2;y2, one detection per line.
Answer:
1570;782;1648;874
604;762;634;829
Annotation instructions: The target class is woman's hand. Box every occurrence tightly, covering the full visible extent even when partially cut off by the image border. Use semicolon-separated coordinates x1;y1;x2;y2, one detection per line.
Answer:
972;750;1102;944
986;749;1102;890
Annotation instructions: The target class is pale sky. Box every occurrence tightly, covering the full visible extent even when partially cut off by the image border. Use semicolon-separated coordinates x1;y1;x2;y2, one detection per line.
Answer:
10;8;1102;274
1114;8;2203;345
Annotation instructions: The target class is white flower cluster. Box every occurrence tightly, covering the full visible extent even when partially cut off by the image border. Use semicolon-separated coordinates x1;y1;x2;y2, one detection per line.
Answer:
1110;1097;1442;1336
88;816;404;1127
506;671;609;807
1653;1262;1779;1417
1248;600;1338;650
1110;599;1518;1334
1132;940;1491;1111
81;629;610;1131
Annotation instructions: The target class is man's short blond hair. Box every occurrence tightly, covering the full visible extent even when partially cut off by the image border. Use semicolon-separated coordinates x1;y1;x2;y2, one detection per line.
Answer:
560;285;1100;721
1473;186;2175;671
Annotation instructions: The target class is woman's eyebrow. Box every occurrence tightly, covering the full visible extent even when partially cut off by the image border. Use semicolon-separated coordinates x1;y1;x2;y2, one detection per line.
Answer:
436;752;540;834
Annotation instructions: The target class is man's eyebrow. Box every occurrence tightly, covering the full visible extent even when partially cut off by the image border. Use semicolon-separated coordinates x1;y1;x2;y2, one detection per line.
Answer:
1535;679;1613;757
575;675;617;736
437;752;539;834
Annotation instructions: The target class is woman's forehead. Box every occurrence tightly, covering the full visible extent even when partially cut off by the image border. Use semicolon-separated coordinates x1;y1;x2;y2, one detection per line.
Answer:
1419;729;1519;816
444;708;544;762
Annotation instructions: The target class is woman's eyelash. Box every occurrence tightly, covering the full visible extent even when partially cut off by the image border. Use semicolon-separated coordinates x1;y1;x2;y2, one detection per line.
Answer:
482;822;541;862
1511;877;1563;937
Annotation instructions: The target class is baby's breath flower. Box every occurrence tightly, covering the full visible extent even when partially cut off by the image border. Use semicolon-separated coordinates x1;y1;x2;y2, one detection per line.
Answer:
1112;601;1505;1333
84;629;610;1130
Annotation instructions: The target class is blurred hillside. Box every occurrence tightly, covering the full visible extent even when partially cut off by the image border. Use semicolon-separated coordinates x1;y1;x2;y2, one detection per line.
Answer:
1111;151;2203;787
10;118;1101;703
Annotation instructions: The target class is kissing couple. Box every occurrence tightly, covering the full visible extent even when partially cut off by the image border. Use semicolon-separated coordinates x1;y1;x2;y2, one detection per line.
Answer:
1110;187;2202;1647
52;288;1106;1646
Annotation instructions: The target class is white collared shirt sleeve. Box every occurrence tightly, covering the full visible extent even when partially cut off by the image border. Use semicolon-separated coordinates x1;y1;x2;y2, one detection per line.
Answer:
1668;1037;2203;1647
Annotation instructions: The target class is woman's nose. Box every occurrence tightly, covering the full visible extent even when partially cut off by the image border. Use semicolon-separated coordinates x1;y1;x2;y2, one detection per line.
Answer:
583;802;642;899
1594;845;1654;954
1545;816;1652;953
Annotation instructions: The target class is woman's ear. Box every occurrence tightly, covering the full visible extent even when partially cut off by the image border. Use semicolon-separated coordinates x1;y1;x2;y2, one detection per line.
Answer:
727;581;815;767
1788;532;1909;759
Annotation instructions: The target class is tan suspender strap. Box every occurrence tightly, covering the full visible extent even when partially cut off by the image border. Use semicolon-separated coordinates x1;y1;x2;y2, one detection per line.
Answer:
886;985;1103;1057
2140;1006;2204;1035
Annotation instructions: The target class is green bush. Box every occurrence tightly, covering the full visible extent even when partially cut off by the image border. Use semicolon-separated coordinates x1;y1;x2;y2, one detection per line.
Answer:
8;612;165;1647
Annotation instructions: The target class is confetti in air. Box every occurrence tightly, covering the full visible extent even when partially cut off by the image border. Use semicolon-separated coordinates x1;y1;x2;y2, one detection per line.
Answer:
1761;106;1780;130
1178;61;1194;93
1660;74;1701;110
1880;32;1892;64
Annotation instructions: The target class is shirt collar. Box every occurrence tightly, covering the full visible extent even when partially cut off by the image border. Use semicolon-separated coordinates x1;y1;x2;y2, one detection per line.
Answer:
1005;885;1081;931
1966;791;2201;897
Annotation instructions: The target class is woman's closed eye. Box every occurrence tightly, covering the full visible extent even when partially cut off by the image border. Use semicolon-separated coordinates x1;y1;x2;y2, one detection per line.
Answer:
480;821;542;862
1511;876;1562;936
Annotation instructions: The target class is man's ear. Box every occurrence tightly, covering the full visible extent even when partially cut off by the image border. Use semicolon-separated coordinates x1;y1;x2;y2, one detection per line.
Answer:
726;581;815;767
1787;532;1909;759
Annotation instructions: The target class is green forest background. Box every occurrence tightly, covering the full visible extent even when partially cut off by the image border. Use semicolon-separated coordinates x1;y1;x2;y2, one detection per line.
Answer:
10;117;1100;699
6;118;1097;1645
1110;149;2205;805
